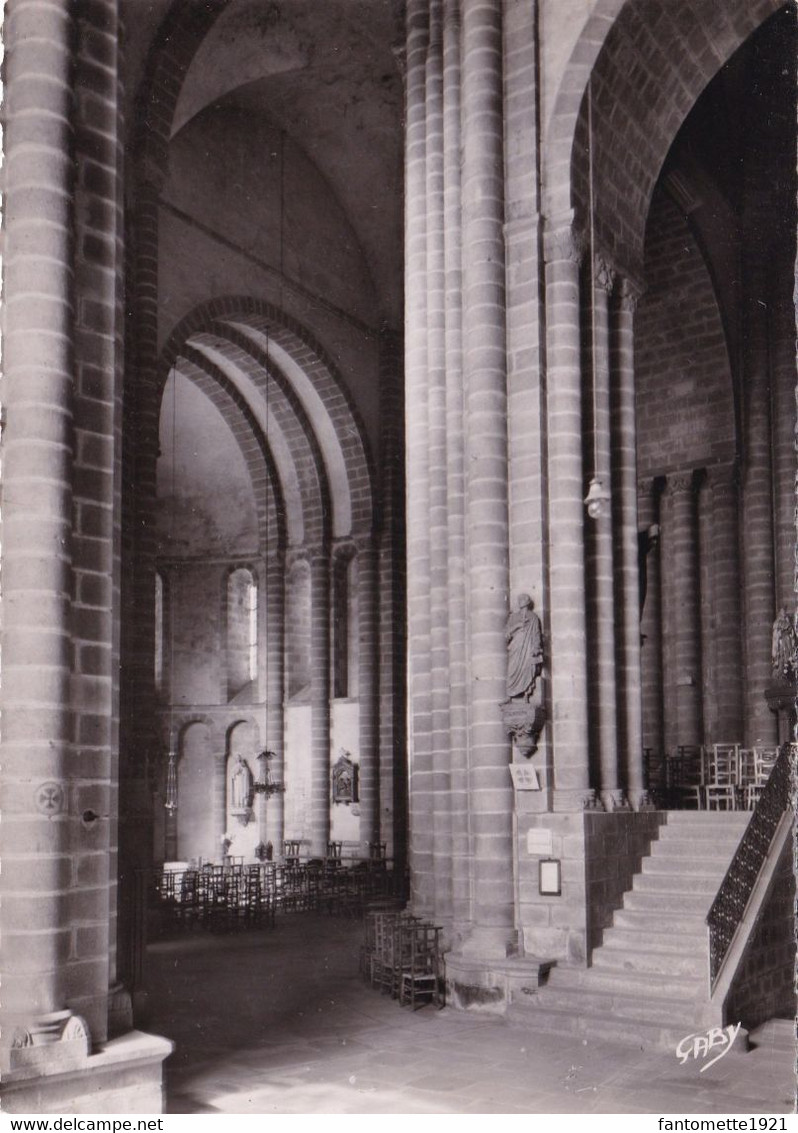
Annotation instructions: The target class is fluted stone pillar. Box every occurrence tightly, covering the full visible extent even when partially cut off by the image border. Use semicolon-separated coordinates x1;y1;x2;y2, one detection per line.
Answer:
708;464;744;742
309;548;331;855
543;220;594;810
587;255;622;810
611;280;646;808
460;0;514;954
664;472;703;747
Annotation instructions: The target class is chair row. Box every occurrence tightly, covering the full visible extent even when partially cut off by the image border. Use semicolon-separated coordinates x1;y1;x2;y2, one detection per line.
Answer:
361;911;443;1009
653;744;779;810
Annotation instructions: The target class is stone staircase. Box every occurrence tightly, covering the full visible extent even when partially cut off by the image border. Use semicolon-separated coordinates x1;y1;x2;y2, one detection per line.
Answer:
513;812;751;1048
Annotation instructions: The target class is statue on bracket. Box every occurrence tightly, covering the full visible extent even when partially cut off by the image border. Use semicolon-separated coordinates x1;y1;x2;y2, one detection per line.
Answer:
331;748;359;805
771;607;798;678
500;593;546;759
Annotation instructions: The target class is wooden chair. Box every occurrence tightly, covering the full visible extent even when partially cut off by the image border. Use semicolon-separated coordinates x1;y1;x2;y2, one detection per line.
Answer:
740;747;778;810
398;922;443;1009
704;743;739;810
670;746;704;809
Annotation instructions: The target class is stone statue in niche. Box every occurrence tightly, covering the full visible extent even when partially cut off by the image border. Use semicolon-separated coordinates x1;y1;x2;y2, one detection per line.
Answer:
230;755;253;812
771;607;797;677
331;749;359;805
500;593;546;760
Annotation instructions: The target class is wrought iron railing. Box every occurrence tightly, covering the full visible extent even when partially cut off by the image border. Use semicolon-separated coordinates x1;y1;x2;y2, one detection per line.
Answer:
706;742;795;989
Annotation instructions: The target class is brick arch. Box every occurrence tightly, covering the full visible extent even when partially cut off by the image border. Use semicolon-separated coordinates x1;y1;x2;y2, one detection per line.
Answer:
132;0;230;182
170;356;286;549
185;335;330;548
161;296;375;541
545;0;782;275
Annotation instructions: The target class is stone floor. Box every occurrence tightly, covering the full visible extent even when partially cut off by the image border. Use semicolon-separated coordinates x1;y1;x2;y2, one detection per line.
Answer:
141;915;796;1115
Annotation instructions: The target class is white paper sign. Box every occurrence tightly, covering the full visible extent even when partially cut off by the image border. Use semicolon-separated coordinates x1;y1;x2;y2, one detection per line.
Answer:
526;827;553;856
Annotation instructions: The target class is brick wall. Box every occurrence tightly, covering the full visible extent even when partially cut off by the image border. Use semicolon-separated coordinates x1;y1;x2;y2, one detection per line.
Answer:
636;188;734;479
725;838;796;1030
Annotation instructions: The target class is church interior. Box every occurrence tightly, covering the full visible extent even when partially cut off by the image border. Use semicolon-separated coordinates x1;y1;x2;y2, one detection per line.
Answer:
1;0;796;1113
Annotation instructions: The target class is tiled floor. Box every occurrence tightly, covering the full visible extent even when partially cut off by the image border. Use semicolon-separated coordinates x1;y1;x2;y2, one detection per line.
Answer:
142;915;796;1115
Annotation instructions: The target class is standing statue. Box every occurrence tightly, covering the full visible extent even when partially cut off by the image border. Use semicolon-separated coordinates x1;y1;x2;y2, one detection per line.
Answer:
230;755;253;810
771;607;797;677
504;593;544;702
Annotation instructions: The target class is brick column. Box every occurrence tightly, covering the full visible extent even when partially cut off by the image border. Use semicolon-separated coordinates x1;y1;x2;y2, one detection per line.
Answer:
638;478;664;765
543;220;595;811
309;548;332;856
443;0;471;930
740;263;778;746
265;549;286;856
708;464;744;742
426;0;453;923
404;0;435;915
356;540;380;848
611;279;646;808
586;255;622;810
664;472;703;747
376;327;405;865
1;0;80;1054
460;0;514;955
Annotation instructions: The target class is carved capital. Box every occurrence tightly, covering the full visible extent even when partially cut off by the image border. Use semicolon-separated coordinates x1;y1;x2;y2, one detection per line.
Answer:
544;221;587;266
594;253;616;295
618;275;644;312
664;470;696;497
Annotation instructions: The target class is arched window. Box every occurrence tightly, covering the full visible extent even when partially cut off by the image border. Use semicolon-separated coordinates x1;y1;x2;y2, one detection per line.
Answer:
227;568;258;700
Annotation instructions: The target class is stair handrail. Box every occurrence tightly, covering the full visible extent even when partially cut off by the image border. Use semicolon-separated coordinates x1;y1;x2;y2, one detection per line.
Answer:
706;742;795;990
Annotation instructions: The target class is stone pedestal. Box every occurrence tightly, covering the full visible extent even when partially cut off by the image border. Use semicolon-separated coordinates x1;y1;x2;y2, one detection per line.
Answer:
444;952;555;1014
764;676;797;744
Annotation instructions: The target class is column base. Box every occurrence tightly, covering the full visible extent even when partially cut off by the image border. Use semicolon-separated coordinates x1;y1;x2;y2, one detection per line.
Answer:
460;925;519;961
2;1029;173;1114
445;951;556;1015
601;790;630;811
553;788;602;812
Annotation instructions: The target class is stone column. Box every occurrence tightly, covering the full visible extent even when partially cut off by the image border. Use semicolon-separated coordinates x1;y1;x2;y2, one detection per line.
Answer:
1;0;84;1058
265;548;286;855
460;0;514;954
426;0;453;923
586;255;622;810
638;478;664;767
442;0;471;930
611;279;646;808
543;220;595;810
664;472;703;747
708;464;744;742
309;548;331;856
404;0;435;914
356;540;380;849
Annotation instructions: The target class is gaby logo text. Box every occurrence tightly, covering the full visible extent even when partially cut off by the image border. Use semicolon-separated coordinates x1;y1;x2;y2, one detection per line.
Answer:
675;1022;742;1073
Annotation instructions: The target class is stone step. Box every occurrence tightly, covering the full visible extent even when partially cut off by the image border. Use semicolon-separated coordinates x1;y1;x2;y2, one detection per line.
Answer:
623;888;713;914
613;907;708;934
640;856;730;878
507;999;694;1050
601;925;707;954
591;945;706;979
648;837;743;858
661;814;749;832
631;871;719;894
547;963;705;1001
519;981;692;1026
